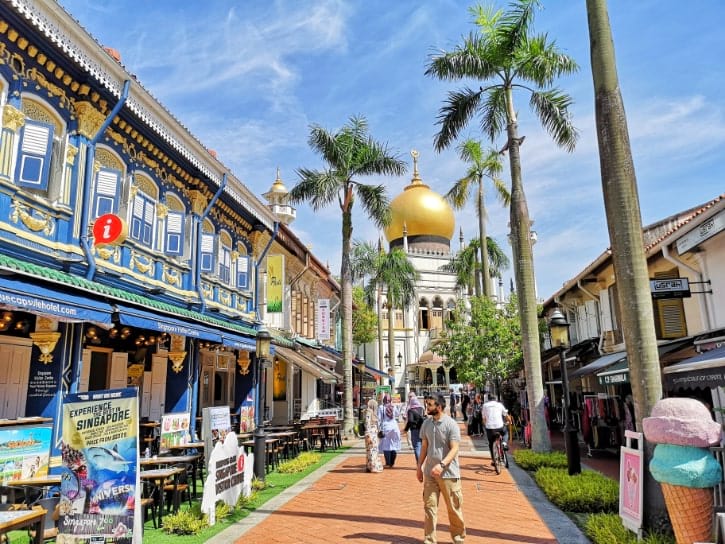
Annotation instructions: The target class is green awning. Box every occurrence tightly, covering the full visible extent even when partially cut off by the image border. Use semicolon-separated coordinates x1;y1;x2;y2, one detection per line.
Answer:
597;359;629;385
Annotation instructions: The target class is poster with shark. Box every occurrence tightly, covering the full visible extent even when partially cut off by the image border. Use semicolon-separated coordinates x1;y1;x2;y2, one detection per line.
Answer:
60;388;140;544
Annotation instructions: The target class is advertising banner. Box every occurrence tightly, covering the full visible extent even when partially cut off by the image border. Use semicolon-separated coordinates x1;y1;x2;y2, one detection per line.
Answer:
201;431;252;525
159;412;191;453
202;406;232;468
239;393;256;433
316;298;330;341
266;255;284;313
60;387;140;543
619;431;644;536
0;425;52;484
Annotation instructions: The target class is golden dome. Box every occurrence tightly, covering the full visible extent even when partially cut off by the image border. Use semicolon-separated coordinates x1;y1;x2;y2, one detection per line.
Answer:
265;167;288;196
384;151;455;243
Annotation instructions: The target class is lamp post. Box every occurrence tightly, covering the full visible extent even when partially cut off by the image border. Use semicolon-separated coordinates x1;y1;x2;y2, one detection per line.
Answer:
548;308;581;475
254;325;272;481
396;352;402;367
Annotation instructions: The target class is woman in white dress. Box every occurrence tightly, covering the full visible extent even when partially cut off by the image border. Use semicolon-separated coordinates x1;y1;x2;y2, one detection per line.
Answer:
364;399;383;472
377;393;402;467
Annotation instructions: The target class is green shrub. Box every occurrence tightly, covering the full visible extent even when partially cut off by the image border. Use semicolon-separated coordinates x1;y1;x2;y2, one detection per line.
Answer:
513;449;568;471
162;508;208;535
585;513;674;544
534;468;618;513
236;488;259;509
215;501;232;521
278;452;321;473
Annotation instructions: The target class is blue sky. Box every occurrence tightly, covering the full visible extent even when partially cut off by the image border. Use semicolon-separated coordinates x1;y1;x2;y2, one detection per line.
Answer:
58;0;725;299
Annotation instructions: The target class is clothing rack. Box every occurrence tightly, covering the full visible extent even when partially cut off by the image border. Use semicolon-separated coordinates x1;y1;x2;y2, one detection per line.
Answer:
582;393;622;456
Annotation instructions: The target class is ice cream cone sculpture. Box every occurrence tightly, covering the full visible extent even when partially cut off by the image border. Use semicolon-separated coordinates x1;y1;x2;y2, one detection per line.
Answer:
643;397;723;544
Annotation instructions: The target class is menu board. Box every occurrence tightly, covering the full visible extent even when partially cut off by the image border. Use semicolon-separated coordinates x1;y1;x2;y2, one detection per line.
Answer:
159;412;191;453
239;393;256;433
202;406;231;468
0;425;52;484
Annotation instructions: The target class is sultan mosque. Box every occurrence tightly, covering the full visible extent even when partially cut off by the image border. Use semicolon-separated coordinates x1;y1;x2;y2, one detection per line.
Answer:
362;150;501;396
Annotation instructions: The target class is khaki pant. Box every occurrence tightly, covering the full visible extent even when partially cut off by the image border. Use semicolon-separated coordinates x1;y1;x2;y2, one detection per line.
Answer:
423;475;465;543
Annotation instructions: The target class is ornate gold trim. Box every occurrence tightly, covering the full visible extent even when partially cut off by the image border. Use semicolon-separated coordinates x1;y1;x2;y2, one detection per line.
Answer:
2;104;25;132
168;351;187;373
163;266;181;287
65;144;78;166
156;202;168;219
10;200;55;235
30;331;61;364
188;191;207;216
130;250;153;275
96;246;120;262
220;290;231;305
201;282;213;299
73;101;105;139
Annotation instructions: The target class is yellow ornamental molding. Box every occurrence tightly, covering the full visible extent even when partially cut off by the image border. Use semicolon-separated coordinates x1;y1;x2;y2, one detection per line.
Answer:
163;266;181;287
130;250;154;275
156;202;168;219
2;104;25;132
65;144;78;166
73;101;105;139
10;200;55;235
201;282;213;299
168;351;187;373
96;245;120;263
231;250;240;261
129;185;138;198
188;191;207;216
30;331;61;364
220;290;231;305
27;67;71;110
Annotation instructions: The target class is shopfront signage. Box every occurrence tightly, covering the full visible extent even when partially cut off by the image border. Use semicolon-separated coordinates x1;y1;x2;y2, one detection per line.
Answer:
317;298;330;341
649;277;690;299
599;371;629;385
676;209;725;255
92;213;128;246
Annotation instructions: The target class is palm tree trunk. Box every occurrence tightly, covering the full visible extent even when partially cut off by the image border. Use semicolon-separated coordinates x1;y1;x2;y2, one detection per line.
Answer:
505;88;550;453
377;283;384;371
587;0;665;527
341;209;354;436
388;303;395;386
473;251;481;298
478;182;490;298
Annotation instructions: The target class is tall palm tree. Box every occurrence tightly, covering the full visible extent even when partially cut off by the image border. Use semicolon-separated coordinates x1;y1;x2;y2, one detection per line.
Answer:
289;116;406;435
442;237;508;297
367;248;418;385
446;139;509;298
425;0;578;452
487;236;510;281
351;239;385;369
587;0;664;525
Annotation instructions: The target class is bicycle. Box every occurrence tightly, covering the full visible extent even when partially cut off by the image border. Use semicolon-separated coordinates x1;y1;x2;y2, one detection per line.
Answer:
492;430;509;474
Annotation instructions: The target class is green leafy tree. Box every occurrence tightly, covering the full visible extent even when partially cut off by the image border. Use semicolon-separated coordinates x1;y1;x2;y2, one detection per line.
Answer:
587;0;664;527
426;0;578;452
442;237;510;295
289;116;406;434
351;239;386;368
435;296;522;391
446;139;509;297
352;286;378;348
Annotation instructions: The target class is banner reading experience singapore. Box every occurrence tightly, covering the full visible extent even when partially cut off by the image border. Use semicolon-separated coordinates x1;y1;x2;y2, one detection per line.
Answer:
60;388;141;544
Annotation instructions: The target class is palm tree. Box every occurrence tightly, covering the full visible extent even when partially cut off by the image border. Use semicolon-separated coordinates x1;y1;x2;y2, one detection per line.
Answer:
587;0;664;525
367;248;418;387
351;239;385;369
446;139;509;298
425;0;578;452
487;236;510;281
289;116;406;435
442;242;478;295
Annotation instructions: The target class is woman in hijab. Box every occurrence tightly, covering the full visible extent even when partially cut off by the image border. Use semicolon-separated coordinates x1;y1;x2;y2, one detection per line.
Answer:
364;398;383;473
377;393;402;468
403;393;425;461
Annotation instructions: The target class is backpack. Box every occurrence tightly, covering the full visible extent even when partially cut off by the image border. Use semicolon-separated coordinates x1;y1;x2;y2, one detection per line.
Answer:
409;408;424;430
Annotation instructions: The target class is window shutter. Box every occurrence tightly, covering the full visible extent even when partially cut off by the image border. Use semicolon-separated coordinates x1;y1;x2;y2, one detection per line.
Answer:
236;255;249;289
654;270;686;339
93;168;121;218
15;120;54;190
130;192;155;248
219;245;231;283
200;233;215;272
165;211;184;255
599;289;613;332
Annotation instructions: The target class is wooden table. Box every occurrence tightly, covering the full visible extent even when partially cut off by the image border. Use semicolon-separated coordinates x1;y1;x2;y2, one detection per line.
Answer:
240;437;280;471
266;431;299;458
302;423;341;451
140;454;202;498
0;508;46;544
140;466;184;527
0;417;53;428
166;441;203;453
5;475;61;504
139;421;160;455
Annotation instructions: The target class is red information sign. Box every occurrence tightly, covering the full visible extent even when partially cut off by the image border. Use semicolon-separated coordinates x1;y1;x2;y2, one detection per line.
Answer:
92;214;127;246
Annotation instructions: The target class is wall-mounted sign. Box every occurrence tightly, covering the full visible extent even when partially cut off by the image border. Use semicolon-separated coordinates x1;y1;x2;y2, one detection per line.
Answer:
317;299;330;341
676;209;725;255
649;277;690;299
266;255;284;313
159;411;191;453
92;214;128;247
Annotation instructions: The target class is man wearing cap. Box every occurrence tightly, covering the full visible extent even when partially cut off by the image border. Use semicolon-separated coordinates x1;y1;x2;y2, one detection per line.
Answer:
416;394;465;543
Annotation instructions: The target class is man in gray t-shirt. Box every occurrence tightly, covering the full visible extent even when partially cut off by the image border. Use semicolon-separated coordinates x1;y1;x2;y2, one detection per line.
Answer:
417;394;465;543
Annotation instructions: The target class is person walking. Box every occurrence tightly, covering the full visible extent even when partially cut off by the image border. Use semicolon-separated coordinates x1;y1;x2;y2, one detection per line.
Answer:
404;393;425;461
461;390;470;423
449;389;458;419
364;398;383;473
378;393;402;467
469;393;484;436
482;394;509;464
417;394;465;544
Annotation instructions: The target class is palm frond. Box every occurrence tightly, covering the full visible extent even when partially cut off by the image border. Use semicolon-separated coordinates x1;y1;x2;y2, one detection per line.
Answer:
457;139;483;164
350;240;379;284
425;33;499;81
486;237;510;277
445;176;474;210
307;125;348;170
495;0;539;57
289;169;342;209
529;89;578;152
516;34;579;87
479;87;508;142
433;87;483;151
354;139;407;177
355;184;391;229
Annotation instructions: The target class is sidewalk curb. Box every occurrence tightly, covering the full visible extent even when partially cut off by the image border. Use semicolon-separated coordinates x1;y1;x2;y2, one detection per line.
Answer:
507;458;592;544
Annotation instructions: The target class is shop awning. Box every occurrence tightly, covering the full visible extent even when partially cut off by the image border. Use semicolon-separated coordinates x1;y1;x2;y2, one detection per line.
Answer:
362;365;388;380
0;275;113;325
220;333;256;351
113;303;221;342
594;339;693;386
663;346;725;390
275;346;339;384
569;351;627;380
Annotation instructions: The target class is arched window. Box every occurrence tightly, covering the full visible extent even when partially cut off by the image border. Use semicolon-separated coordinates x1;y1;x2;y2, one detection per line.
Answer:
164;193;186;257
218;231;233;284
129;173;158;249
92;147;124;219
16;97;64;194
200;219;215;273
236;244;250;290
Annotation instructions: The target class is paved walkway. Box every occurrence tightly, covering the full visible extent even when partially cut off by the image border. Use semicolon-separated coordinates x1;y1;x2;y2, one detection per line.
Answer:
210;422;591;544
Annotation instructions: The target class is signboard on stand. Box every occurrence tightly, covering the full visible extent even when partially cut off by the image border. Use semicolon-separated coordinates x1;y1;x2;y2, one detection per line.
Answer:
0;425;52;484
619;430;644;538
239;393;256;433
60;387;140;543
202;406;232;467
159;412;191;453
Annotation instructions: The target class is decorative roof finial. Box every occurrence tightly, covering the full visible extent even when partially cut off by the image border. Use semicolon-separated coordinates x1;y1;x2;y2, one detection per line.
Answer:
411;149;422;184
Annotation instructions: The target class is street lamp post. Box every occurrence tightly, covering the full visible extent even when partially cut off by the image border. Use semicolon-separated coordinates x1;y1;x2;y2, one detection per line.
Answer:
548;308;581;475
254;325;272;481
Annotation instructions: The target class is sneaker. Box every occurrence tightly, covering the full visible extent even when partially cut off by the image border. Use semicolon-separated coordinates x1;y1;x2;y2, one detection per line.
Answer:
503;442;509;451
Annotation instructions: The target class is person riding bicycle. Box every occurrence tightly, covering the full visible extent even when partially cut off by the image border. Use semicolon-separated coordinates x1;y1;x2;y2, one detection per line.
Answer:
482;394;508;465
